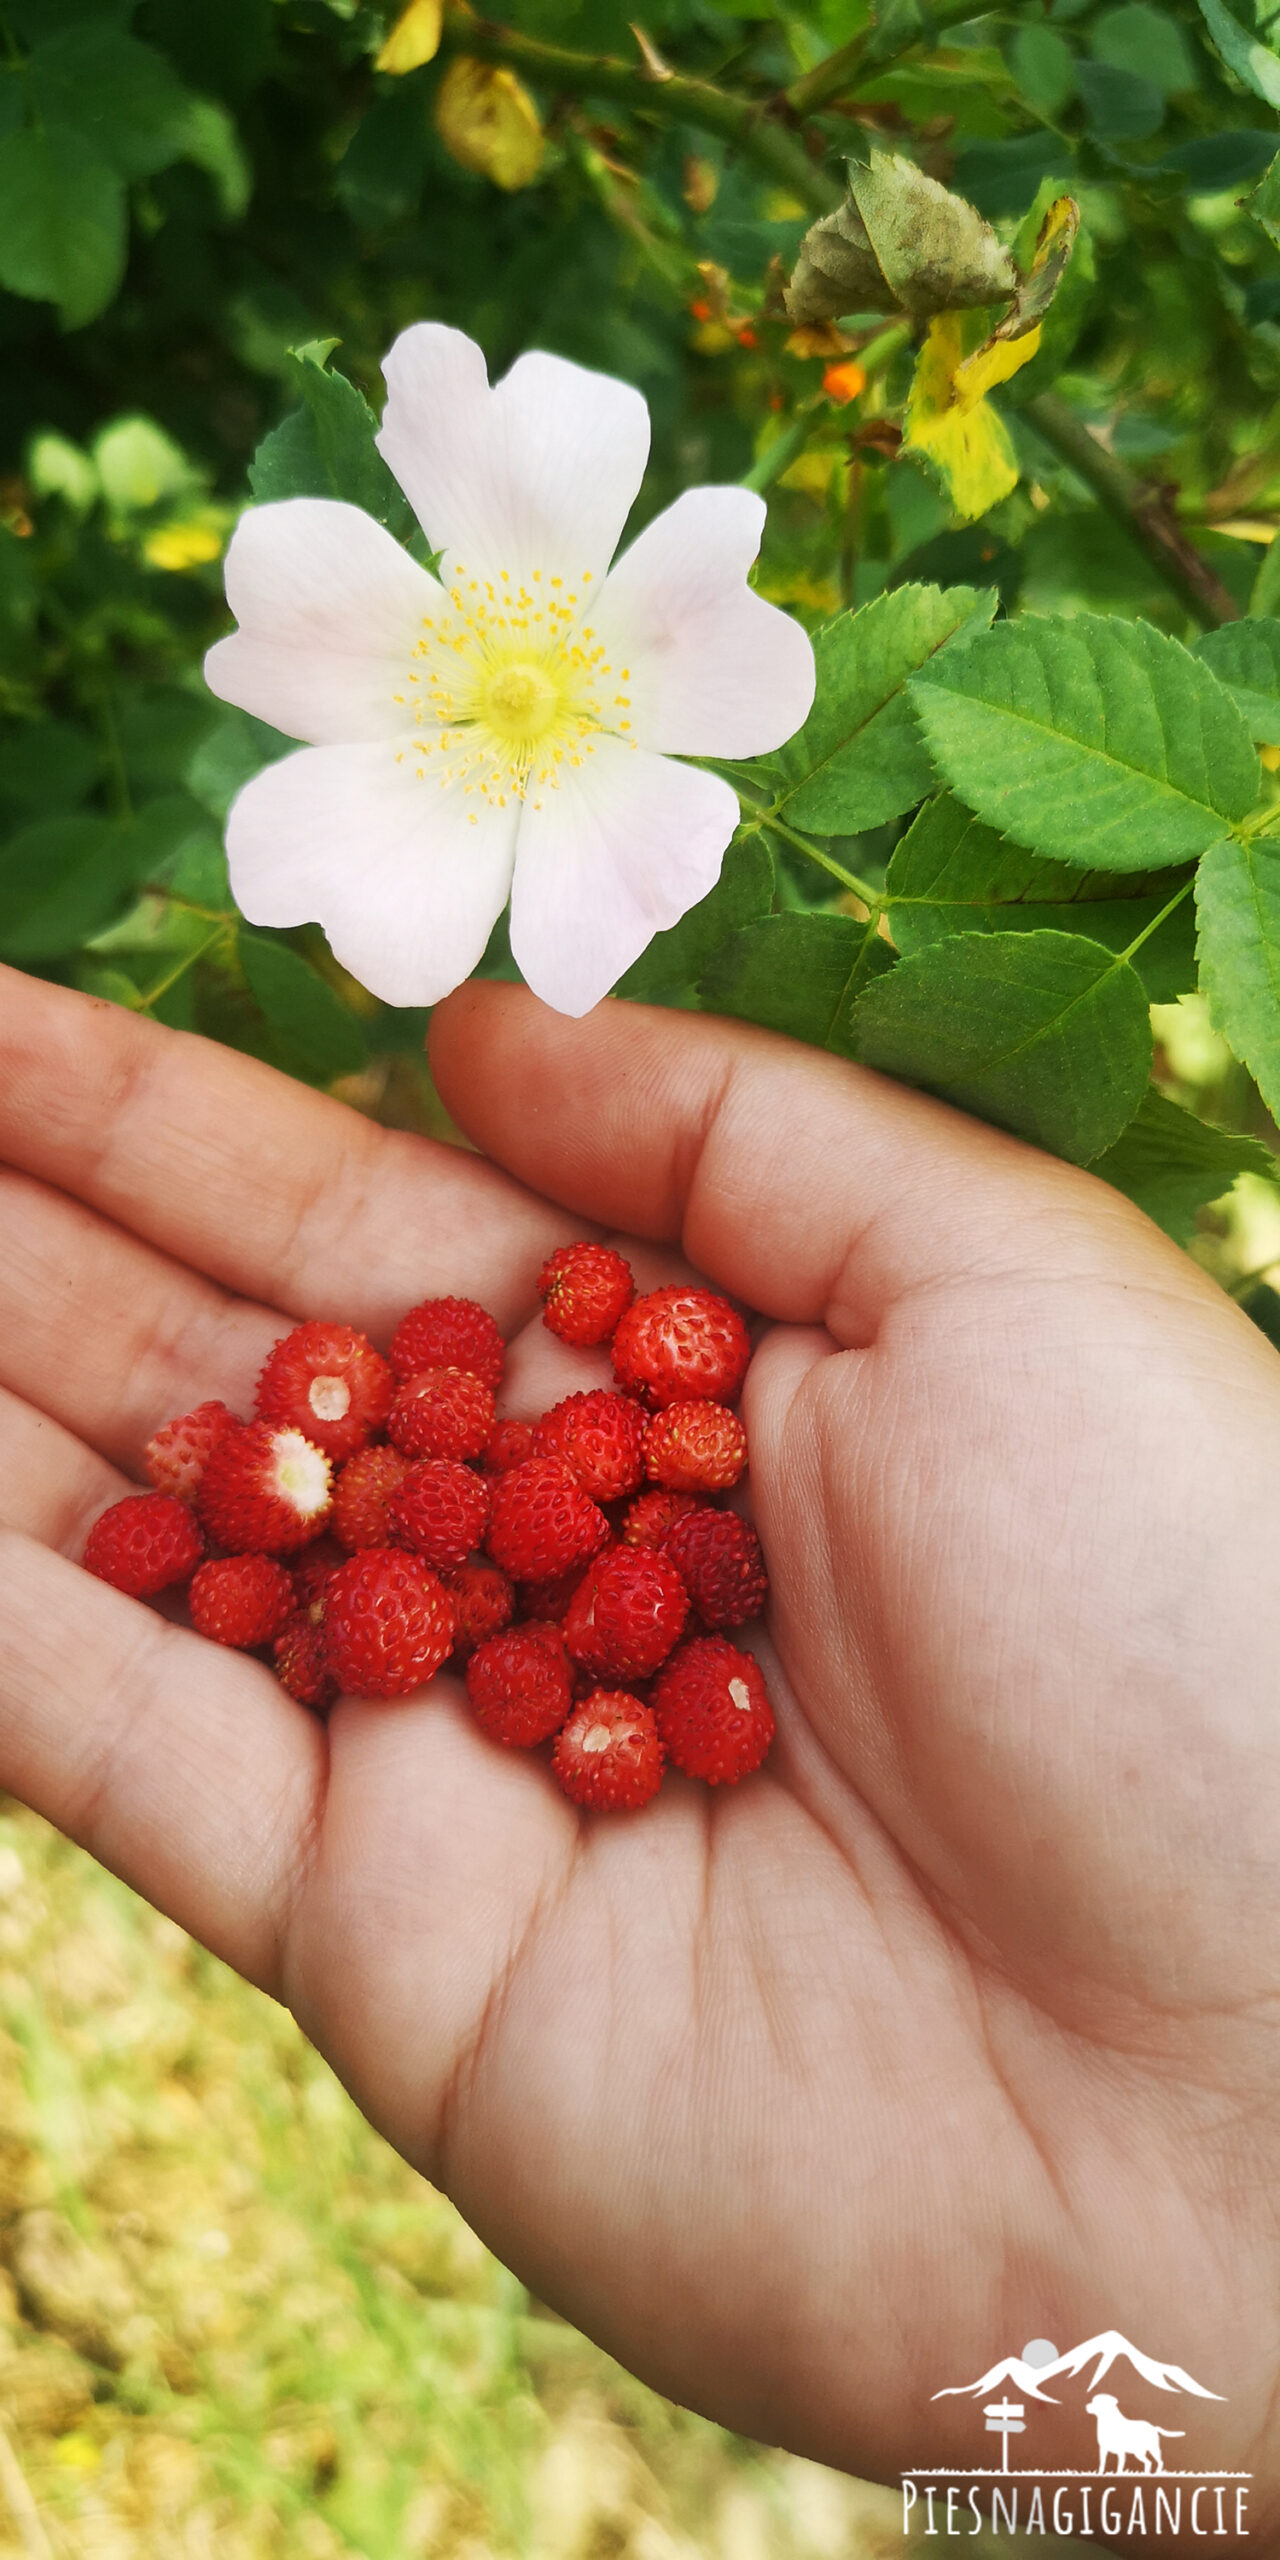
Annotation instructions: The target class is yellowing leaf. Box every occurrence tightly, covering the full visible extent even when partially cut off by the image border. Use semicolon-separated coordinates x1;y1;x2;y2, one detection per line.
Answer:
434;57;544;191
903;312;1042;521
375;0;442;74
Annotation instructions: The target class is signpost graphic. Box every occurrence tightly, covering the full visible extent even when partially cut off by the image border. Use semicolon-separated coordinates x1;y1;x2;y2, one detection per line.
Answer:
984;2400;1026;2474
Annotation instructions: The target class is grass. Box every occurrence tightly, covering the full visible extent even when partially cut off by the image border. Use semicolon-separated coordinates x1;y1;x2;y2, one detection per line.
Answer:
0;1803;1088;2559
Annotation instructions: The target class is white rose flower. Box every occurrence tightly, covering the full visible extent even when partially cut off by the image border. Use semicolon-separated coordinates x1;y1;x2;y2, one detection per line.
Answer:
205;323;815;1016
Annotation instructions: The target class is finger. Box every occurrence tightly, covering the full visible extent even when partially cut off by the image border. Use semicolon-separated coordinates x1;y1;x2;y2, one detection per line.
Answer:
429;984;1176;1340
0;967;572;1334
0;1167;280;1467
0;1384;131;1549
0;1527;324;1993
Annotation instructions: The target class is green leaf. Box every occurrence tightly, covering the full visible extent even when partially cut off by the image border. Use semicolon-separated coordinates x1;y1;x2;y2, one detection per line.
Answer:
1196;834;1280;1121
1250;539;1280;618
1092;1088;1276;1244
1191;619;1280;744
1006;25;1076;116
239;934;368;1081
1251;150;1280;248
187;708;293;820
1195;0;1280;106
177;97;253;220
0;721;101;815
1090;3;1196;93
775;583;996;834
910;616;1261;873
616;834;773;997
248;344;414;535
0;812;162;958
26;27;195;180
0;124;126;328
699;912;893;1050
885;795;1196;1000
850;928;1152;1163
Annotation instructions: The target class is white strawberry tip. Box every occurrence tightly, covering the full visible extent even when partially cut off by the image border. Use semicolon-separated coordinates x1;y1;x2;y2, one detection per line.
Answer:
269;1428;334;1519
580;1723;612;1754
728;1677;752;1714
308;1374;352;1422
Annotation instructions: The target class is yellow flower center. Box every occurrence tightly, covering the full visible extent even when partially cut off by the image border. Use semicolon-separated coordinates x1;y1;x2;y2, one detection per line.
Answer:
391;563;635;822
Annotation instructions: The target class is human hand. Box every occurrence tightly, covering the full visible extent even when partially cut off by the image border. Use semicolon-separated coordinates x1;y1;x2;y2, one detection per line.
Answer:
1;963;1278;2543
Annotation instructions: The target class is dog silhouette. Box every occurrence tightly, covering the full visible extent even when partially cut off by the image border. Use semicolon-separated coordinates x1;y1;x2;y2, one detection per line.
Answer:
1086;2392;1185;2474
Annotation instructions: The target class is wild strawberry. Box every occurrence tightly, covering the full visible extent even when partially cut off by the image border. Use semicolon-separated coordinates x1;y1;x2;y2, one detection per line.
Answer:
444;1559;515;1657
388;1296;505;1390
564;1545;688;1683
517;1566;590;1621
621;1489;699;1550
537;1242;634;1346
189;1554;296;1649
644;1400;747;1494
388;1366;495;1463
388;1458;490;1571
665;1508;767;1628
652;1636;774;1784
481;1417;534;1475
84;1492;203;1597
532;1389;646;1503
274;1612;339;1712
486;1458;608;1582
197;1421;333;1555
552;1692;665;1811
612;1285;751;1409
291;1537;345;1619
323;1548;456;1699
332;1445;409;1551
144;1400;239;1503
255;1320;392;1462
465;1626;572;1747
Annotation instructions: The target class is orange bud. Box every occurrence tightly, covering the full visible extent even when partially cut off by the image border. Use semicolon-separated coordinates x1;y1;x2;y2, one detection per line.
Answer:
822;360;866;406
736;324;759;349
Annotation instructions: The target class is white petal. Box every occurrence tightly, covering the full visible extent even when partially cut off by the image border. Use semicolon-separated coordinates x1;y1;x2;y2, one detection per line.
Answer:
592;486;816;757
377;322;650;587
226;741;518;1008
205;498;440;746
508;740;737;1016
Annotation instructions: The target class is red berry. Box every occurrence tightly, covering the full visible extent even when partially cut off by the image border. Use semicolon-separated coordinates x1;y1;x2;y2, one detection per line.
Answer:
255;1321;392;1462
517;1566;590;1622
197;1421;333;1556
486;1458;608;1582
144;1400;239;1502
465;1627;572;1747
388;1458;490;1570
189;1554;296;1649
83;1492;203;1597
644;1400;747;1494
323;1549;456;1699
552;1692;665;1811
652;1636;774;1784
274;1612;339;1712
481;1418;534;1475
532;1389;646;1503
332;1445;409;1551
564;1545;688;1683
444;1559;515;1657
665;1509;768;1628
537;1242;634;1346
388;1366;496;1462
621;1489;699;1550
388;1297;505;1390
611;1285;750;1409
291;1538;345;1620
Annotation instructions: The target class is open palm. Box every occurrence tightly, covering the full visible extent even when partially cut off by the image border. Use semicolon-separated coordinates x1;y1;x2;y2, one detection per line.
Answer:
2;962;1278;2538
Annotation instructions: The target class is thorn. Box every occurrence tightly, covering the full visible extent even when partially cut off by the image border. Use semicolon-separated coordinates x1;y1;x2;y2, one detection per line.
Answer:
631;20;674;79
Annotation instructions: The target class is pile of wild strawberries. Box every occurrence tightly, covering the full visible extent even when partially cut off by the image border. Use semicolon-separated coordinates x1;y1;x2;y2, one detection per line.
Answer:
80;1244;773;1812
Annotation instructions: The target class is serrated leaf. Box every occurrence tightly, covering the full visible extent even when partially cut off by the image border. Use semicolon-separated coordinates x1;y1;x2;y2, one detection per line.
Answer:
775;583;996;833
1196;834;1280;1120
885;794;1196;1000
1191;619;1280;744
0;124;125;327
910;615;1261;872
616;834;773;998
239;934;368;1081
903;311;1040;522
850;928;1152;1163
1092;1087;1276;1243
1195;0;1280;106
700;912;892;1049
26;26;194;180
848;151;1017;323
248;347;414;535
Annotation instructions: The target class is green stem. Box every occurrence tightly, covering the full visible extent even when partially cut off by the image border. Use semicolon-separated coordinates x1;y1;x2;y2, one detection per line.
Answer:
741;412;813;494
1120;875;1194;964
1024;391;1239;631
782;0;985;113
442;8;841;212
765;814;884;909
139;923;228;1013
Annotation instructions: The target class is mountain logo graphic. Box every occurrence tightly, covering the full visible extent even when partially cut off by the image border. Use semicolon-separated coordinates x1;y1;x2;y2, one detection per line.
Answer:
931;2328;1225;2409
